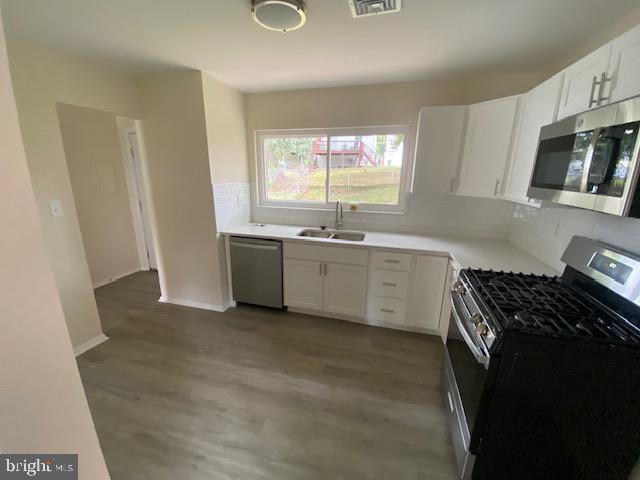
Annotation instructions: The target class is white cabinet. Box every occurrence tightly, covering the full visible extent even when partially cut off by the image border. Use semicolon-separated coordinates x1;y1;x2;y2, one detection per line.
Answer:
557;44;612;119
323;263;367;317
413;106;467;194
457;96;520;198
608;24;640;104
283;243;367;317
405;255;450;330
504;73;564;205
283;259;324;310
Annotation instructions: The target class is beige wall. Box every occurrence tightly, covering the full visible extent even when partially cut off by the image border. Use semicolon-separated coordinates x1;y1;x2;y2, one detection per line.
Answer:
5;39;142;348
201;72;250;184
138;70;226;308
57;103;141;287
0;11;109;478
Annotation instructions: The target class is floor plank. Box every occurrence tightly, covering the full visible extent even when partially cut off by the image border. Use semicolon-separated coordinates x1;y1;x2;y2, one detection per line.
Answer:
78;271;458;480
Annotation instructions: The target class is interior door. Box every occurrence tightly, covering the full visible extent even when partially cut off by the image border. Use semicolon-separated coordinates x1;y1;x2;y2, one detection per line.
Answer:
457;96;520;198
608;23;640;104
558;44;612;119
323;263;367;317
283;259;324;310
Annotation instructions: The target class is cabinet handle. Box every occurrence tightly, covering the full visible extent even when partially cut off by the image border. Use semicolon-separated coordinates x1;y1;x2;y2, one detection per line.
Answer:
380;308;395;313
319;263;322;276
493;178;501;196
597;71;613;104
323;263;327;276
449;178;455;193
589;75;599;107
384;259;400;264
382;282;397;287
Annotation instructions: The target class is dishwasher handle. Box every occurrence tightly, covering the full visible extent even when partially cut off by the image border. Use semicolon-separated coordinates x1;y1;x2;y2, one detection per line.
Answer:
230;241;279;251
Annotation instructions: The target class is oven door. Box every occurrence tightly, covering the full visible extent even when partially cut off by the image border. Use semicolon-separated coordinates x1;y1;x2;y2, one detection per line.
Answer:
445;293;491;479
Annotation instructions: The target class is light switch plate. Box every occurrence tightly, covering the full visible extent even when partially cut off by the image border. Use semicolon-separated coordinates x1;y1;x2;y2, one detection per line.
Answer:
49;200;64;217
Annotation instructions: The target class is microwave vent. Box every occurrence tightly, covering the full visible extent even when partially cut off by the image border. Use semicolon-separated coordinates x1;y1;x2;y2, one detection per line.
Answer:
349;0;402;18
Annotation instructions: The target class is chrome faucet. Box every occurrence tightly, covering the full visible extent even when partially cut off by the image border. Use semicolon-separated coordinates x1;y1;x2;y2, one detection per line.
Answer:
335;199;344;230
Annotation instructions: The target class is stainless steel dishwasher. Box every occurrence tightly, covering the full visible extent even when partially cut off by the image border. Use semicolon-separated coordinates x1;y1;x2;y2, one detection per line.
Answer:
229;236;284;309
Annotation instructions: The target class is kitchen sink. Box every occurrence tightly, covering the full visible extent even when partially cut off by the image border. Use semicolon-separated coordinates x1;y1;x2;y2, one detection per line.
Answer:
297;229;333;238
331;232;366;241
296;229;366;241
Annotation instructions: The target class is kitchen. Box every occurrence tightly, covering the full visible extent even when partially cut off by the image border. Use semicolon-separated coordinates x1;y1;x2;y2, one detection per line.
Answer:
1;1;640;479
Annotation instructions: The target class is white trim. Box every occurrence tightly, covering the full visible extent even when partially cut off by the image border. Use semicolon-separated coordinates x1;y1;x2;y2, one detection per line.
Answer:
255;125;414;213
158;296;232;312
74;333;109;357
93;268;141;289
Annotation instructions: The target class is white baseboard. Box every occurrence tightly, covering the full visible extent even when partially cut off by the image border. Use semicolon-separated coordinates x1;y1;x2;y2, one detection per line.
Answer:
158;296;229;312
74;333;109;357
93;268;142;289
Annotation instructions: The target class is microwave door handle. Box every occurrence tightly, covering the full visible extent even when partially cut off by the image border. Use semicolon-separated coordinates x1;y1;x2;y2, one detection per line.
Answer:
450;297;490;367
580;127;602;193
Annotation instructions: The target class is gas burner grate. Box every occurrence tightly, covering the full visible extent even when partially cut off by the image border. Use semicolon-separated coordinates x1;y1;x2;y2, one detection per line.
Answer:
462;269;640;345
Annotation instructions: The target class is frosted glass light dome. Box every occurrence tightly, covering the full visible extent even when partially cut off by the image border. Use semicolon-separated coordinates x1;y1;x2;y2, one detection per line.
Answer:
251;0;307;32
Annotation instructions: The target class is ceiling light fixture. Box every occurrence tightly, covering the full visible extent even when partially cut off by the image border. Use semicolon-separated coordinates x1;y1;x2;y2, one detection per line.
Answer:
251;0;307;32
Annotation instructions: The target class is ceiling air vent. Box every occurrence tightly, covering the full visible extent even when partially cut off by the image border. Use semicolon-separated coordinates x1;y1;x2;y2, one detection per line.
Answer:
349;0;402;18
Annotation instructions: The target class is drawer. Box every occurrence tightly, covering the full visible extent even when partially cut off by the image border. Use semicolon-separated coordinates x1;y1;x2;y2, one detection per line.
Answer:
368;269;409;299
367;296;406;323
284;242;368;266
370;250;411;271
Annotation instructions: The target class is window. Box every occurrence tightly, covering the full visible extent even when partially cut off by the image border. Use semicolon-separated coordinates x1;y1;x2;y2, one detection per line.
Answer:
257;126;412;212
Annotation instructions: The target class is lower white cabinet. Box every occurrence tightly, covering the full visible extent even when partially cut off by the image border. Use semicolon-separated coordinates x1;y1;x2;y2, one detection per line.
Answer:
283;257;366;317
283;259;324;310
323;263;367;316
405;255;450;330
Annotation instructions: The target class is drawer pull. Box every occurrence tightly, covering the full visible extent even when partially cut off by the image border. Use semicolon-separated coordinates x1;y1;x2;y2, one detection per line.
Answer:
382;282;397;287
380;308;395;313
384;259;400;264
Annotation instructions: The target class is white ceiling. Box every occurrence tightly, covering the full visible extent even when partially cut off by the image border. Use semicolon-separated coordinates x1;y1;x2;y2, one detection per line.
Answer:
1;0;638;92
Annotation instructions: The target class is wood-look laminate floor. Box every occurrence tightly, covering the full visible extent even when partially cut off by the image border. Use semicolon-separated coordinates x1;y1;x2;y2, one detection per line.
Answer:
78;271;458;480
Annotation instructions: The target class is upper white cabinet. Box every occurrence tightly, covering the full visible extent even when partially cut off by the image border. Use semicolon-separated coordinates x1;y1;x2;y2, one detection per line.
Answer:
413;106;467;194
557;44;612;119
607;23;640;104
457;96;520;198
504;73;564;204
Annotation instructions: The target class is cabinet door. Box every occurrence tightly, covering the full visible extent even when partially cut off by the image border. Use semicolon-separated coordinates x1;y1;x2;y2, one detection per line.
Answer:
323;263;367;317
557;44;612;119
406;255;449;330
283;259;324;310
413;106;467;194
608;24;640;104
504;73;564;204
457;96;520;198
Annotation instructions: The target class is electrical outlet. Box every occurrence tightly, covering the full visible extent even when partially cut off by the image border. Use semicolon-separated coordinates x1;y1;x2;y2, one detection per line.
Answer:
49;200;64;218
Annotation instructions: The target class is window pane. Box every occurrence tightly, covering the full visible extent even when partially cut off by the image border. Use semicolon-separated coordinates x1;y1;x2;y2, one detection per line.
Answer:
328;134;405;205
263;136;327;202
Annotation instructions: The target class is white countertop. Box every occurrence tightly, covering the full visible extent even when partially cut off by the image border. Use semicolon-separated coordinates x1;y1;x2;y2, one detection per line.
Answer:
221;224;559;276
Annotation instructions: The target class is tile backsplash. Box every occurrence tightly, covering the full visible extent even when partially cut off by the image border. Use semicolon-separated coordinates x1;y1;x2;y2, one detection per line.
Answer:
212;182;251;231
252;191;514;239
509;203;640;272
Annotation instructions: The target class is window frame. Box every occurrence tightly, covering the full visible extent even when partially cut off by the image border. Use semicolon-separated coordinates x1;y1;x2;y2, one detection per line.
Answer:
255;125;414;213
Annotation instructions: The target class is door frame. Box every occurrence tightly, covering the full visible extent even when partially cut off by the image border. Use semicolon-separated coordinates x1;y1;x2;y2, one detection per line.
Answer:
122;126;157;271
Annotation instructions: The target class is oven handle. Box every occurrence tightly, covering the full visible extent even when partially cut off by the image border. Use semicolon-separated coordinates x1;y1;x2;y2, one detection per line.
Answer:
450;296;490;368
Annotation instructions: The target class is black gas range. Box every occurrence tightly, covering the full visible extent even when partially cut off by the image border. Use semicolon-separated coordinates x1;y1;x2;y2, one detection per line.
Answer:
444;236;640;480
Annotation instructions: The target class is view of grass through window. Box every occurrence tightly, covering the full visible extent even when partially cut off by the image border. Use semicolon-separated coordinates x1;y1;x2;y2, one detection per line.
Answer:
263;133;405;205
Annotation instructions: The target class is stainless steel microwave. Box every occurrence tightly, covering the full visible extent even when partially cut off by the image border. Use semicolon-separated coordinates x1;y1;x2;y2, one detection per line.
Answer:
528;96;640;217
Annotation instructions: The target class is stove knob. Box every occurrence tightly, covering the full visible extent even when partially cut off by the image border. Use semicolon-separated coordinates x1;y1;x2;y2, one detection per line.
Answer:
475;322;489;336
471;313;484;325
454;281;466;295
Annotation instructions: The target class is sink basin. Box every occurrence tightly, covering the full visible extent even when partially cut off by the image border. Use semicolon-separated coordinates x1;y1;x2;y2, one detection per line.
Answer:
297;229;333;238
331;232;366;241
